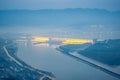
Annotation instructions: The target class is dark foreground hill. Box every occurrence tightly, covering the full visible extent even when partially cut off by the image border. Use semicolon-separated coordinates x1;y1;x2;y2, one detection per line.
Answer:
59;39;120;66
78;39;120;66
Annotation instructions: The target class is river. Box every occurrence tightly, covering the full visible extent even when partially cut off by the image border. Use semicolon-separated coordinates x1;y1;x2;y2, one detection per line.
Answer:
17;41;120;80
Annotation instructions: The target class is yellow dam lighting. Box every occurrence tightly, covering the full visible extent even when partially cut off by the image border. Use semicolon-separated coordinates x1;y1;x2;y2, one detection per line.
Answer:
32;36;49;43
63;39;93;44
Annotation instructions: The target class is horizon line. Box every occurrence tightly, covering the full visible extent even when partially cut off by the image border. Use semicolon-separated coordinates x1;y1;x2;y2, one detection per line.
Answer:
0;8;119;12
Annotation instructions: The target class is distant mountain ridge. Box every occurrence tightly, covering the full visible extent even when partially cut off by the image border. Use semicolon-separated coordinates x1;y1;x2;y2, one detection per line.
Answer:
0;8;120;27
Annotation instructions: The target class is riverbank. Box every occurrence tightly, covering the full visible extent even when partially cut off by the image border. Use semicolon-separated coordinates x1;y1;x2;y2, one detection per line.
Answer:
56;47;120;79
0;38;55;80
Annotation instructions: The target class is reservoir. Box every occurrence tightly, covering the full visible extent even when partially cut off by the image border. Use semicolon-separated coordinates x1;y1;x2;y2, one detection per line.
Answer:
17;41;119;80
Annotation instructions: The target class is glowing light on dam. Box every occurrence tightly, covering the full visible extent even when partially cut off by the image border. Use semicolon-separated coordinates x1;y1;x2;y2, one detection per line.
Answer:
62;39;93;45
32;36;49;43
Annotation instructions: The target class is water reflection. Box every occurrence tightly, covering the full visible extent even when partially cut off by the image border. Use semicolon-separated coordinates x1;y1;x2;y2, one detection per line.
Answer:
34;43;49;47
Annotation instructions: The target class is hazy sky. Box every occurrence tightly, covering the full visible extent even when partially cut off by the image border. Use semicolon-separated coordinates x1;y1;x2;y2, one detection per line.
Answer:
0;0;120;11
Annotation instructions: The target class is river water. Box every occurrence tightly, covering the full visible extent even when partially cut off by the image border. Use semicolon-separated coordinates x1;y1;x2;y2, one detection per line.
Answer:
17;42;119;80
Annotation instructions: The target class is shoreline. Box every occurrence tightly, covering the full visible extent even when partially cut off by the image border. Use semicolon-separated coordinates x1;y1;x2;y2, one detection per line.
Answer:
56;47;120;79
1;41;55;80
